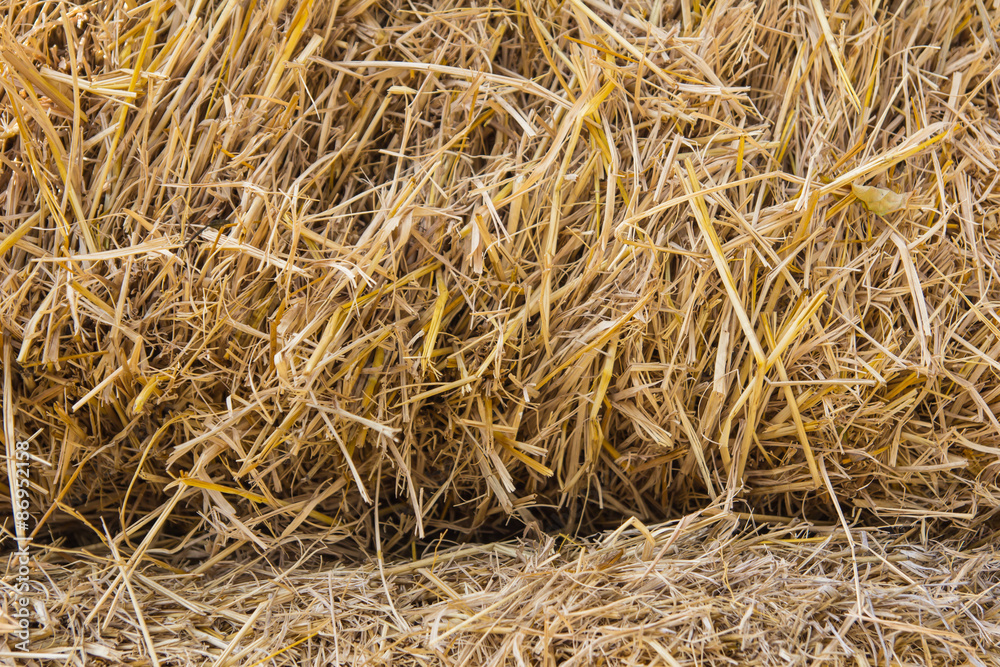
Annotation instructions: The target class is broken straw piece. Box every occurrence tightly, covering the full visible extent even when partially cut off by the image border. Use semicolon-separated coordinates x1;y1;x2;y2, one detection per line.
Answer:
851;183;909;216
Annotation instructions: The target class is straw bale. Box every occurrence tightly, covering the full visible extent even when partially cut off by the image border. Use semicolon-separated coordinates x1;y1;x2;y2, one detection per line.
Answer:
2;0;1000;661
10;518;1000;665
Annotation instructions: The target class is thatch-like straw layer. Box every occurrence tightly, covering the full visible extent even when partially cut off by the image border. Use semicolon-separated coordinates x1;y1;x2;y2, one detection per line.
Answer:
2;0;1000;662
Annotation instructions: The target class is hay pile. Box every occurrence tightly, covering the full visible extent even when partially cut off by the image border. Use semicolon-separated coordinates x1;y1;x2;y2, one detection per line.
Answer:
2;0;1000;662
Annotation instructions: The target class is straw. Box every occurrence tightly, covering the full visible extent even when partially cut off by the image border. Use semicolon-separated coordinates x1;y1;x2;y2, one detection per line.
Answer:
2;0;1000;662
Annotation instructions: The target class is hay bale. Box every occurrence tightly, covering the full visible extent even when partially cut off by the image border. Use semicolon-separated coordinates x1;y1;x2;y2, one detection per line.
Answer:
13;517;1000;664
2;0;1000;661
4;0;997;542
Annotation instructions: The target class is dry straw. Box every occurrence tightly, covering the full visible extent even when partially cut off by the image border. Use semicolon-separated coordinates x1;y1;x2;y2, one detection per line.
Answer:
1;0;1000;663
